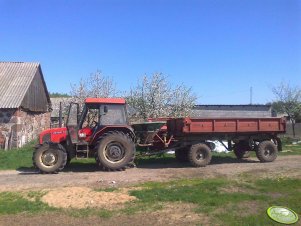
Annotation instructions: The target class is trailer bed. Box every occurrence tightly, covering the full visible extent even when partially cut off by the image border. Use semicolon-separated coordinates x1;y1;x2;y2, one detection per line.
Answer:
167;117;286;135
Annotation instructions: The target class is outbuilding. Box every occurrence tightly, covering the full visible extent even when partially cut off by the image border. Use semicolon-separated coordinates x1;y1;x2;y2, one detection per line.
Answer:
0;62;51;149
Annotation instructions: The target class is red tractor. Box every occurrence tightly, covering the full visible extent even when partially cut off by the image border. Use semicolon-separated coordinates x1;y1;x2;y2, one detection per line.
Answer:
33;98;136;173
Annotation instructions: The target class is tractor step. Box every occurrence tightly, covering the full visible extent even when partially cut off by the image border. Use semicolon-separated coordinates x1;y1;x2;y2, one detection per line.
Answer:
75;143;89;159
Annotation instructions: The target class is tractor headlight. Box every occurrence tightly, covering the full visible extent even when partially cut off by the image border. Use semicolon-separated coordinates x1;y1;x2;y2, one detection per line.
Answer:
79;133;86;138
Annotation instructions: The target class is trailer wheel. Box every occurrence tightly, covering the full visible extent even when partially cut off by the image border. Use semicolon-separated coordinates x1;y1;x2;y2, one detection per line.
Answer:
96;132;135;171
188;143;212;167
256;140;278;162
33;143;67;174
175;147;189;162
233;141;251;159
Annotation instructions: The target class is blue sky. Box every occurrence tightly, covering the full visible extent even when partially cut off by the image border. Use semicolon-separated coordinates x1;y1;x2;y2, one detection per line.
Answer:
0;0;300;104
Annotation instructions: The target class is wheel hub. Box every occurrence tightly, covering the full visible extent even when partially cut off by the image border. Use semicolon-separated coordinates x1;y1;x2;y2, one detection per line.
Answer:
42;152;57;166
107;144;124;161
196;151;204;160
264;149;271;156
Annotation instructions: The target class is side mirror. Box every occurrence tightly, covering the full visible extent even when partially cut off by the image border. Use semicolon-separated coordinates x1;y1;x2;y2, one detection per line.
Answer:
100;105;108;115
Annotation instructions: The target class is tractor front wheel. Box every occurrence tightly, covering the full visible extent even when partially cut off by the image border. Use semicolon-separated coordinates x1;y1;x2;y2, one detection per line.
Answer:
33;143;67;173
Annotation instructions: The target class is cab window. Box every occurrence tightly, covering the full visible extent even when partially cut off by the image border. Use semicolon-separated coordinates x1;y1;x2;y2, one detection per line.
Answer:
100;105;126;125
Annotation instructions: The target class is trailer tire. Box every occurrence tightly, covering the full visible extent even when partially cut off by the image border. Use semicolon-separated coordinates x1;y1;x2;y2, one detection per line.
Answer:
96;132;135;171
188;143;212;167
234;150;250;159
233;141;251;159
33;143;67;174
175;147;189;162
256;140;278;162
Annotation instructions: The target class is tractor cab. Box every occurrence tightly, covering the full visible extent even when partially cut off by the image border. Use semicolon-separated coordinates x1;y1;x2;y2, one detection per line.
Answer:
66;98;128;145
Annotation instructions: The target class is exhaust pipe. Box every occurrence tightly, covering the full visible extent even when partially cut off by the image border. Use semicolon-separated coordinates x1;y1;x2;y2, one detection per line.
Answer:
59;102;62;128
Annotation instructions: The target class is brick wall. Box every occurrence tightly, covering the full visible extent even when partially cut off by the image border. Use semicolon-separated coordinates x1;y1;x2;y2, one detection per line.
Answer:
0;109;50;150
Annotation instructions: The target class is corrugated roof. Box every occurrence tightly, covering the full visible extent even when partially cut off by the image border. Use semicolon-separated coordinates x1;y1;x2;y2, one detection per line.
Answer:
194;104;271;108
193;105;272;111
0;62;40;108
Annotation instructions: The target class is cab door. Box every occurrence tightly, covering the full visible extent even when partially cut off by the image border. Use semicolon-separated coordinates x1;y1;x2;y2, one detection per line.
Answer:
66;103;79;144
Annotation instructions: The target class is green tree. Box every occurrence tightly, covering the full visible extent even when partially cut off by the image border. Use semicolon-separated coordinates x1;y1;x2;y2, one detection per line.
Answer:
49;92;70;98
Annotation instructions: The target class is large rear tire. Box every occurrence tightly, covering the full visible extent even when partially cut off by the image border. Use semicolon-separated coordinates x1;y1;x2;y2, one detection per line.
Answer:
188;143;212;167
233;141;251;159
96;132;135;171
256;140;278;162
32;143;67;174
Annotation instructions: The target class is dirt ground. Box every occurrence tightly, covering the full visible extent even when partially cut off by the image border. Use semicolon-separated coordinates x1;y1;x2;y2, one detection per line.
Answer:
0;155;300;192
0;155;301;226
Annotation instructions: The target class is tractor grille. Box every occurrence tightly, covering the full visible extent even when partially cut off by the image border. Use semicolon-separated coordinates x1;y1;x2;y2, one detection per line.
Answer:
42;133;51;143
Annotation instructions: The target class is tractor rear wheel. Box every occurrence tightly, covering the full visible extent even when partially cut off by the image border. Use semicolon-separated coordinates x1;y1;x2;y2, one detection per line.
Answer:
33;143;67;174
96;132;135;171
188;143;212;167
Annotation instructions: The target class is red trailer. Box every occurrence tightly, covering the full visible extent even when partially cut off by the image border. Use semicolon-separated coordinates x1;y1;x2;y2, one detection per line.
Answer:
138;117;286;167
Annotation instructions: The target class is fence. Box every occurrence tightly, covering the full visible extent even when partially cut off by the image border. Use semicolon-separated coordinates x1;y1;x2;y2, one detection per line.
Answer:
284;123;301;139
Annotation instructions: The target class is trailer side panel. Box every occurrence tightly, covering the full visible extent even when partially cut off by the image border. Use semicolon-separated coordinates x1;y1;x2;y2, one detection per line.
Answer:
168;117;286;135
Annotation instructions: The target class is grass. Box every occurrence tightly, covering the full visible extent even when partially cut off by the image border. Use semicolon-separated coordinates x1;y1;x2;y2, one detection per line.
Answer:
130;178;261;212
94;187;119;192
0;177;299;225
0;141;35;170
280;142;301;155
126;177;301;225
0;191;55;215
254;178;301;211
67;208;113;218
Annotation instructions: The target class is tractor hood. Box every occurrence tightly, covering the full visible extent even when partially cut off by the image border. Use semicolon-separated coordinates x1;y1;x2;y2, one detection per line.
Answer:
39;127;68;144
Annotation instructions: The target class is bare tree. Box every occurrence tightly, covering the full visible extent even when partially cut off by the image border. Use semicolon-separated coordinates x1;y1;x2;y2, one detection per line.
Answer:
272;82;301;137
88;70;116;98
70;78;88;108
127;73;197;120
68;70;118;126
